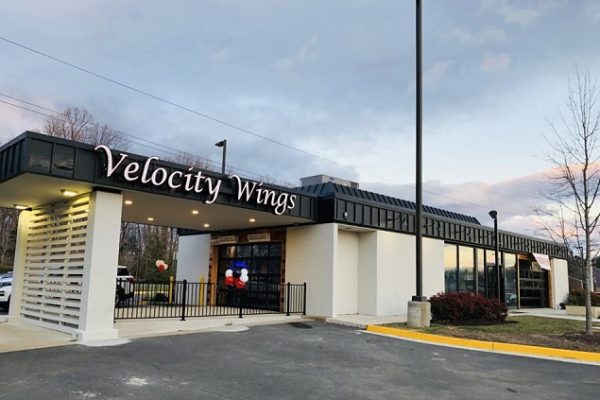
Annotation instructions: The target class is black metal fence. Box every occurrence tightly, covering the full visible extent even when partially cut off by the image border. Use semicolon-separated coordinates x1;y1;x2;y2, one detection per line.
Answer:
114;279;306;320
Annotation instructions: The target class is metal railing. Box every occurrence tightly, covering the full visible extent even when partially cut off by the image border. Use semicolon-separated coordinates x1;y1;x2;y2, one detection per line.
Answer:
114;279;306;320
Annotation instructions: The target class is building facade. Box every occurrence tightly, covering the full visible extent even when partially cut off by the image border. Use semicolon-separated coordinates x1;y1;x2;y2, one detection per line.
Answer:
0;132;569;340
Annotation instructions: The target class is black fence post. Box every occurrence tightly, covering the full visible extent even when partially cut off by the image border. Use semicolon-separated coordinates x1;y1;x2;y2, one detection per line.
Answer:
181;279;187;321
286;282;291;316
238;289;243;319
303;282;307;316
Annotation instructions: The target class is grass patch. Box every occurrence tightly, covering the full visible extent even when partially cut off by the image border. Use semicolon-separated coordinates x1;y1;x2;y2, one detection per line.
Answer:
383;316;600;353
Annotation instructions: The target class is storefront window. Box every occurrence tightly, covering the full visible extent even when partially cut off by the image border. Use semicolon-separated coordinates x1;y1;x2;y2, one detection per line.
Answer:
476;248;485;296
503;253;518;308
458;246;474;292
485;249;496;298
444;244;457;292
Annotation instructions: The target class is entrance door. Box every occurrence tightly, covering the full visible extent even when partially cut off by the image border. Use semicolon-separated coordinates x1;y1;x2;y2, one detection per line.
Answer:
518;260;548;308
217;243;282;310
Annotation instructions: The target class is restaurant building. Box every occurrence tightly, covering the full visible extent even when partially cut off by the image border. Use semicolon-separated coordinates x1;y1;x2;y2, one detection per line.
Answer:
0;132;569;340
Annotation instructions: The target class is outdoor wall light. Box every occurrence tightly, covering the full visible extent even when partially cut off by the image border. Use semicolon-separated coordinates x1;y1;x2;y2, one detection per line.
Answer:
203;223;210;228
192;210;199;215
147;217;154;222
124;200;133;205
61;189;78;197
249;218;256;223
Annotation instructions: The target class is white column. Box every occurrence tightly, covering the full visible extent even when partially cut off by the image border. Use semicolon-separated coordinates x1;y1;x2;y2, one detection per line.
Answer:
176;234;211;282
357;231;378;315
286;223;337;318
8;209;33;320
76;191;123;341
550;258;569;309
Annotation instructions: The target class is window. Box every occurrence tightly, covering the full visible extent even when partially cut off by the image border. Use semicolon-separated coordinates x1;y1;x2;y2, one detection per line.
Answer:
476;248;485;296
503;253;518;307
458;246;474;292
444;244;458;292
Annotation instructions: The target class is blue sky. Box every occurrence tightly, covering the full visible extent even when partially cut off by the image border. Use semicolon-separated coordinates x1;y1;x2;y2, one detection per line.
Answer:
1;0;599;234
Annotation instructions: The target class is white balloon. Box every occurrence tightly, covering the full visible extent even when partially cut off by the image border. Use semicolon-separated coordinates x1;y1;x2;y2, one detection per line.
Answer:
155;259;164;267
240;275;249;283
225;269;233;277
241;268;248;276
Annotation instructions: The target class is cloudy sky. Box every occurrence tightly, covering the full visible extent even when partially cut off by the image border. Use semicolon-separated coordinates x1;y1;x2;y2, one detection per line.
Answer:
1;0;599;235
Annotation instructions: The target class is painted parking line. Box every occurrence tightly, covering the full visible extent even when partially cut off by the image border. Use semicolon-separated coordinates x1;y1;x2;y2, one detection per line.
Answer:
366;325;600;364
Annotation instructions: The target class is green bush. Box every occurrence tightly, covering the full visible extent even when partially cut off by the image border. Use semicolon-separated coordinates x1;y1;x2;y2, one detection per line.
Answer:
430;292;508;324
566;290;600;307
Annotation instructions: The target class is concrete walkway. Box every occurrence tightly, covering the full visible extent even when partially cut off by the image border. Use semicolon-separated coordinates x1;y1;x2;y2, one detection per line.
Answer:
116;314;307;338
0;314;308;353
510;308;600;328
0;319;75;353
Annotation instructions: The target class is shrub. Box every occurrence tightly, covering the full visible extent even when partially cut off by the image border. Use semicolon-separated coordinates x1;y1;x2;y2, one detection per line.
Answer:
429;292;508;324
566;290;600;307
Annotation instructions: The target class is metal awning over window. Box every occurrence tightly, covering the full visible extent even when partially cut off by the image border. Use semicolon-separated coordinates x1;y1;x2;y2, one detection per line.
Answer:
532;253;552;271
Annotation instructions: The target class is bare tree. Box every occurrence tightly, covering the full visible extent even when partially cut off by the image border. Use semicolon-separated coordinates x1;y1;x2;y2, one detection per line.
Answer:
0;208;18;271
540;66;600;335
44;107;127;149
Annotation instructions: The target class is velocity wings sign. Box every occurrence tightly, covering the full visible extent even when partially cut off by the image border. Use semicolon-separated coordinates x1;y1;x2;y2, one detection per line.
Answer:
95;145;297;215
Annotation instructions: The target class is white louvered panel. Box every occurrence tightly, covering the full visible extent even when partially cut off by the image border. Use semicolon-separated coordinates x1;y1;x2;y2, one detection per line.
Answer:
20;195;90;332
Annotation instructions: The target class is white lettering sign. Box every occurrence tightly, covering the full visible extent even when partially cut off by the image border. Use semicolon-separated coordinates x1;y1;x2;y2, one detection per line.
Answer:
95;145;296;214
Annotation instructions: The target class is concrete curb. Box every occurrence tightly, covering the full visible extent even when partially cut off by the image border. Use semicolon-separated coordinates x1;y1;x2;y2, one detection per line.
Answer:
366;325;600;365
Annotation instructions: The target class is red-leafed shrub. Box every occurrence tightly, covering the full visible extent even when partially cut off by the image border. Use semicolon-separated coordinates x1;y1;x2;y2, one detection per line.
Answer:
429;292;508;324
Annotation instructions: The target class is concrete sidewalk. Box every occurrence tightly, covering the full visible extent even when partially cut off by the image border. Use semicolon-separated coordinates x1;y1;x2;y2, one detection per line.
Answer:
510;308;600;328
326;314;406;329
116;314;307;338
0;319;75;353
0;314;308;353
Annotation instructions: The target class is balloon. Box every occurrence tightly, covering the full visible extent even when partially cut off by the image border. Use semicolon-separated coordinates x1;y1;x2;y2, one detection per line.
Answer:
225;269;233;277
234;279;245;289
232;269;241;279
241;268;248;276
225;276;234;286
240;275;249;283
155;259;164;267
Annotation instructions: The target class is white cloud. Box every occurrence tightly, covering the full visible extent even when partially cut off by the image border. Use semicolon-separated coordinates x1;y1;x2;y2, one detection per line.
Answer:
211;48;231;63
482;0;564;26
272;35;319;71
424;61;455;85
446;26;508;46
588;2;600;22
481;53;511;72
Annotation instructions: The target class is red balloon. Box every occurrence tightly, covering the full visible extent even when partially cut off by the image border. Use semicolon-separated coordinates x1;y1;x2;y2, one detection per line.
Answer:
234;279;245;289
225;276;234;286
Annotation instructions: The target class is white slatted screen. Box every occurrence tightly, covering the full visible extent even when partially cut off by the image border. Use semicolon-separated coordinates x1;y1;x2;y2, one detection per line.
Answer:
20;195;90;332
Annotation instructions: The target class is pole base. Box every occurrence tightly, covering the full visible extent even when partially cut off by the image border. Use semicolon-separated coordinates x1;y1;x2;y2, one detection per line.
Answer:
407;300;431;328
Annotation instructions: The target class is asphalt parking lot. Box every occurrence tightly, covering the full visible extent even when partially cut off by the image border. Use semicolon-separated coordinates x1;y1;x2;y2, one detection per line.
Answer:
0;321;598;400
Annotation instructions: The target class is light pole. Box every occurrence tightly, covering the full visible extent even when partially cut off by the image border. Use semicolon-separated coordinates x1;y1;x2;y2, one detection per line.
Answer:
489;210;501;301
407;0;430;328
215;140;227;174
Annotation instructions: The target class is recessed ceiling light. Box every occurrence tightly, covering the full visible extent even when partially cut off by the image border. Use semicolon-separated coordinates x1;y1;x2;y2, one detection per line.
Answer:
124;200;133;205
61;189;78;197
192;210;199;215
203;223;210;228
14;204;29;210
147;217;154;222
249;218;256;223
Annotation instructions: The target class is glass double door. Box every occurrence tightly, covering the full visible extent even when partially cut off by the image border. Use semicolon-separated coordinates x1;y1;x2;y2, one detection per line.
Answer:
217;242;282;310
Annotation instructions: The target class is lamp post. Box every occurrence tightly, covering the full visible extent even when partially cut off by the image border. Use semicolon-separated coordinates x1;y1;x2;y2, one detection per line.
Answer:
407;0;431;328
215;140;227;174
489;210;501;301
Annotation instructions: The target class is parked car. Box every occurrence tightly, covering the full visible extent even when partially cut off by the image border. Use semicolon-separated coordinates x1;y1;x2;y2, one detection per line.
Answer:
115;266;135;306
0;274;12;311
